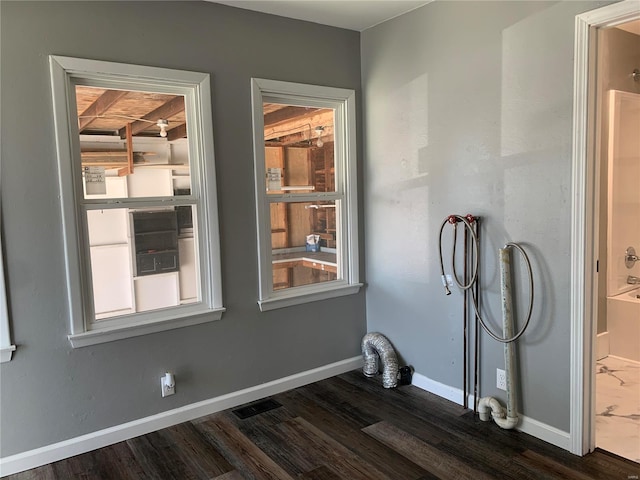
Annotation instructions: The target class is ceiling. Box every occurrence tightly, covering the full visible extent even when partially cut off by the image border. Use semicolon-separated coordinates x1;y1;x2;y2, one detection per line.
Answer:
209;0;432;32
75;87;189;174
76;86;333;151
75;86;187;141
616;19;640;36
210;3;640;35
264;103;334;147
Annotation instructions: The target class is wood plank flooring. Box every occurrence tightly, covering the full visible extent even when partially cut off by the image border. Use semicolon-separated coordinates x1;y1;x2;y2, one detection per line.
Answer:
7;370;640;479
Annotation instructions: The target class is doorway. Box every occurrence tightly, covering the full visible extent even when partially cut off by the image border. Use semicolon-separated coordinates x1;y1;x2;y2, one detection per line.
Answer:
570;0;640;460
593;24;640;463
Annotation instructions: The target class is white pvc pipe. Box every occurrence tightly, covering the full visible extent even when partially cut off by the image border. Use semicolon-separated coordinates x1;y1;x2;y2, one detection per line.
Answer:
500;247;518;421
477;397;518;429
478;247;519;430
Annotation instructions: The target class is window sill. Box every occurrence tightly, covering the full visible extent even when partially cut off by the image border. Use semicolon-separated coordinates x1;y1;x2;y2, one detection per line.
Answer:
1;345;16;363
258;283;363;312
68;307;225;348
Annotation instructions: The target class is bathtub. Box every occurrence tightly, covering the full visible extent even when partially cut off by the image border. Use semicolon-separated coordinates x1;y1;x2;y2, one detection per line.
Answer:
607;288;640;363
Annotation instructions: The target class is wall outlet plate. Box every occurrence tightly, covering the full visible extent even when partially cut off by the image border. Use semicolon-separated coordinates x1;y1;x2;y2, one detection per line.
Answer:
161;374;175;397
497;368;506;391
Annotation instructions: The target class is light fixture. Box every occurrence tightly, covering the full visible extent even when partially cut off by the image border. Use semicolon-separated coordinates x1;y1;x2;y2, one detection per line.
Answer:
315;126;324;147
156;119;169;137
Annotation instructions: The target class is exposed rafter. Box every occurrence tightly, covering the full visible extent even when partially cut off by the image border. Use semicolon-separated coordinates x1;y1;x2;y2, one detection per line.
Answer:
264;106;320;127
78;90;129;132
167;122;187;141
118;96;185;138
264;109;333;142
266;130;334;147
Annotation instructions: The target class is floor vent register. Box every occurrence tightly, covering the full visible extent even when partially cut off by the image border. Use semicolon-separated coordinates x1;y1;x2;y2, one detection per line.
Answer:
232;398;282;419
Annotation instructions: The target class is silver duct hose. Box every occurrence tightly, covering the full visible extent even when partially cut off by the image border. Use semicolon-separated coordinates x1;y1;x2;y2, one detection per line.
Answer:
361;332;399;388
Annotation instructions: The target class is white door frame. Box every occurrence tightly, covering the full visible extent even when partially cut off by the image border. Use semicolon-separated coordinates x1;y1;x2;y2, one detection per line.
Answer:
570;0;640;456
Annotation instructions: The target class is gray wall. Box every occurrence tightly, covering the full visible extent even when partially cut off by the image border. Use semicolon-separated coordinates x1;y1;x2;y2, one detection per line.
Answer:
0;1;365;457
361;0;610;432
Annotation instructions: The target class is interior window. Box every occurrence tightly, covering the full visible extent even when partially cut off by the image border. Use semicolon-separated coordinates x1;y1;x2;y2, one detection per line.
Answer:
251;79;361;311
50;56;224;347
77;86;198;320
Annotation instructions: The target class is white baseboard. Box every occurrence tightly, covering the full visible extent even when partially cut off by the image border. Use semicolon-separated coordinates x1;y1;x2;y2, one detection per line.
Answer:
411;372;570;451
0;356;363;478
596;332;610;360
412;372;471;406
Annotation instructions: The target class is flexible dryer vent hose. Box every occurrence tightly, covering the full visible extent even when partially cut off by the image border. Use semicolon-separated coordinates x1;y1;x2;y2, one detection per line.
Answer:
361;332;399;388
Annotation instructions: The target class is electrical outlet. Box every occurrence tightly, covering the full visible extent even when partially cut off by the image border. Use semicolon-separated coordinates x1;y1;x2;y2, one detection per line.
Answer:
161;372;175;397
445;274;454;287
496;368;506;391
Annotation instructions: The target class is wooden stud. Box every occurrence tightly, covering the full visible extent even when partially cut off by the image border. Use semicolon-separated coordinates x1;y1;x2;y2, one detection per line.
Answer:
126;122;134;175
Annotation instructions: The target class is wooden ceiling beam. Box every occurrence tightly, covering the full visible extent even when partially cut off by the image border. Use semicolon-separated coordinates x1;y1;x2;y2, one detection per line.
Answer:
118;96;185;138
78;90;129;132
167;123;187;141
265;130;310;146
264;106;320;127
264;109;333;141
266;132;335;147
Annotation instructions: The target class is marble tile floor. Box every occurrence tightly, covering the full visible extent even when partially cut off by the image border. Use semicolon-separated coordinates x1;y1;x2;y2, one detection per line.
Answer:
596;355;640;463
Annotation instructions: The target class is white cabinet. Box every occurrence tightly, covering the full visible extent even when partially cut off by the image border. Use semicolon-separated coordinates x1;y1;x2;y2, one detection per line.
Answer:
134;273;180;312
178;237;197;303
87;206;133;318
83;136;192;319
87;209;129;246
84;176;128;199
90;244;134;318
127;169;173;197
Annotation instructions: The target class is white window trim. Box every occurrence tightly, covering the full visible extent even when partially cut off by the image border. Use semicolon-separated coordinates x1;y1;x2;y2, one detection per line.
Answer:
0;230;16;362
49;56;224;347
251;78;361;311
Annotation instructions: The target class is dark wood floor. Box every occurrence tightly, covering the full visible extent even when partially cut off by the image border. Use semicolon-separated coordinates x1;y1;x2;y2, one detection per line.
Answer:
8;370;640;479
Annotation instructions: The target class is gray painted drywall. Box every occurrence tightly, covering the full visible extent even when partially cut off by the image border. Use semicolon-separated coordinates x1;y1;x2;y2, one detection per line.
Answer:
596;26;640;335
0;1;365;457
361;0;612;432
